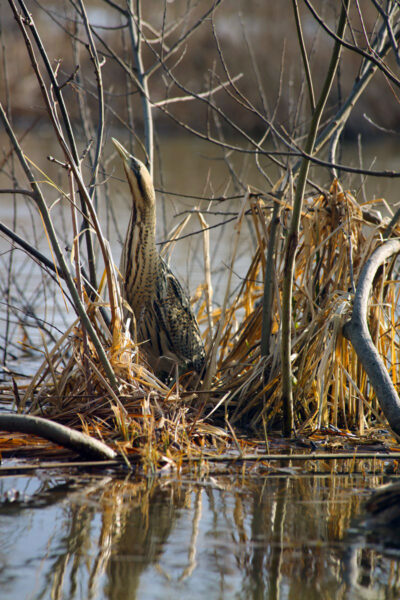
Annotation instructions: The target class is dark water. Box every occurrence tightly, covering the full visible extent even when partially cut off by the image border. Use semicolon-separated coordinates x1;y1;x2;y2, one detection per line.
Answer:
0;464;399;599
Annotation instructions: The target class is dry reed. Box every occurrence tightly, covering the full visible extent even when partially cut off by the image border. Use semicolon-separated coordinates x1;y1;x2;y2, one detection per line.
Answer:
209;181;400;437
7;180;400;464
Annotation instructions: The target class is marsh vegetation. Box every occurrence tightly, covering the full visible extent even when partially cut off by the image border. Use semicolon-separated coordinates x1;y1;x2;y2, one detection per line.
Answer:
1;0;400;466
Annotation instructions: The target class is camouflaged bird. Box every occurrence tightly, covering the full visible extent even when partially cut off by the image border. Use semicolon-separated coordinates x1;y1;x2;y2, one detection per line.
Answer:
113;138;205;376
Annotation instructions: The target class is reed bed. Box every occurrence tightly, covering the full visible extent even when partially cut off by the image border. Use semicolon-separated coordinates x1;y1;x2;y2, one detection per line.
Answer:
212;181;400;437
6;178;398;465
16;306;230;464
2;0;400;469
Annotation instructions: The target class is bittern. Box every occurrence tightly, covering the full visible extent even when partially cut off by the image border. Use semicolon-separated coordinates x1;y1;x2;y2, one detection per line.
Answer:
113;138;205;375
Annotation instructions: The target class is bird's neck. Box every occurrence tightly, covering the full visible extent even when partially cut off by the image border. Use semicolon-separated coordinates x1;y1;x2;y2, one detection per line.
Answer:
131;201;156;238
120;200;159;315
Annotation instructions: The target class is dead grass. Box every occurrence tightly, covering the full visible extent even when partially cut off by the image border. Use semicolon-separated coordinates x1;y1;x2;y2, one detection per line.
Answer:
212;181;400;436
5;180;400;466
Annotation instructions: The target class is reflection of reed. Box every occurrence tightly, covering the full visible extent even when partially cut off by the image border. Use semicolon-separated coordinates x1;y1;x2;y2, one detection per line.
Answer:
28;471;400;599
35;477;113;600
247;478;288;600
238;471;383;599
341;479;400;598
178;489;201;582
104;480;184;599
29;476;183;600
269;478;287;600
50;506;95;600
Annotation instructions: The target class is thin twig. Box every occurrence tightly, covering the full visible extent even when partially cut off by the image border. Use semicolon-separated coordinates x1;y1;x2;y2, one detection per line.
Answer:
126;0;154;173
292;0;315;112
281;0;351;436
0;104;118;392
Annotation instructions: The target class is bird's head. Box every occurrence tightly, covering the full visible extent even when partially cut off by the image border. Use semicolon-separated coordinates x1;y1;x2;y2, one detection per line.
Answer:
112;138;155;208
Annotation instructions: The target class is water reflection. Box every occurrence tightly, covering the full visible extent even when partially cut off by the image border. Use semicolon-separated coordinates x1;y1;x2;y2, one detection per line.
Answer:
0;468;399;599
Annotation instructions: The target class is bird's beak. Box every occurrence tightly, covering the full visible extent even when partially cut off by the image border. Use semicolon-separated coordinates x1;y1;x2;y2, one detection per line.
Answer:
112;138;142;179
112;138;130;163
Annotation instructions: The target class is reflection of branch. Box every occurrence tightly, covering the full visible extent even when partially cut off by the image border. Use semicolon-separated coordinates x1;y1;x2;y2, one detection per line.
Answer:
269;477;288;600
178;489;201;581
0;414;117;459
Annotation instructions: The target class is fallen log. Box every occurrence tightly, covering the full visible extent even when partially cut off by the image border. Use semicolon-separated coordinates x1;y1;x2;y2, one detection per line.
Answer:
0;414;117;460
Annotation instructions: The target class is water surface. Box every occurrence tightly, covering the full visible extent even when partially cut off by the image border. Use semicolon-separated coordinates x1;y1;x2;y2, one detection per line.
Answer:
0;463;399;599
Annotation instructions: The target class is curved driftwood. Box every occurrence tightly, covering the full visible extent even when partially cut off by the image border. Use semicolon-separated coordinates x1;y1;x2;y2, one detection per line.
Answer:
343;239;400;436
0;414;117;460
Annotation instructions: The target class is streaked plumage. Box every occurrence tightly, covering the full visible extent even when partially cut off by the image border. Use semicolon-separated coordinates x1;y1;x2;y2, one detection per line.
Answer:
113;138;205;375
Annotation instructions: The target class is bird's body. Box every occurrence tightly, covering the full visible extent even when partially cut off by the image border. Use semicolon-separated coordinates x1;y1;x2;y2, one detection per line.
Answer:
113;138;205;375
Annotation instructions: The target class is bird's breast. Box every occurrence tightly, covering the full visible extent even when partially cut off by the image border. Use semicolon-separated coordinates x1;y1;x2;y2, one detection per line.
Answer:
121;219;157;312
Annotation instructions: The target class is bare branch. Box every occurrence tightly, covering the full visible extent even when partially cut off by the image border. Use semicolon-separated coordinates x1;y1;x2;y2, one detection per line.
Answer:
343;240;400;438
0;414;117;459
